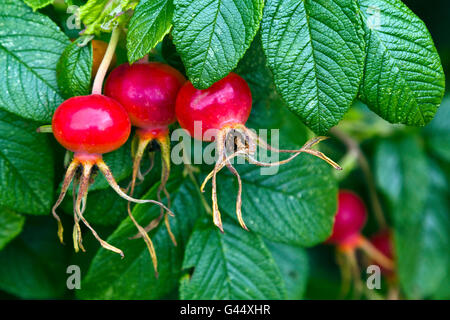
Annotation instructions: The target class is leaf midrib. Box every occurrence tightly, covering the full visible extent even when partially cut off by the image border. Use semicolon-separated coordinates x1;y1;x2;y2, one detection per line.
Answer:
198;0;222;81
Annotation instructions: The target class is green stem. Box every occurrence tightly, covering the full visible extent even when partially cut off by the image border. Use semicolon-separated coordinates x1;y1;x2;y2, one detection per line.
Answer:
36;125;53;133
331;127;387;229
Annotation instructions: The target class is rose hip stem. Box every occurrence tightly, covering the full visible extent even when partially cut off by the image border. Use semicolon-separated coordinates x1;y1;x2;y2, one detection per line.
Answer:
92;27;120;95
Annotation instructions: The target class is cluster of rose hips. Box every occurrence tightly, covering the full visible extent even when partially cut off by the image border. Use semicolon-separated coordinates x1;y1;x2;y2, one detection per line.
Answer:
46;38;341;273
327;190;396;298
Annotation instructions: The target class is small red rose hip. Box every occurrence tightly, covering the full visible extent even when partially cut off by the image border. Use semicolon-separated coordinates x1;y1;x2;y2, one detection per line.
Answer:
52;94;130;155
327;190;367;248
370;230;395;275
50;94;171;260
176;72;252;141
326;191;395;296
105;62;186;252
105;62;185;131
175;73;341;233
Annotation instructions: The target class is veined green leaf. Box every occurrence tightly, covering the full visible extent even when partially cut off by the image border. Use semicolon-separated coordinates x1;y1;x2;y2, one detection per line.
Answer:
237;35;310;146
172;0;264;88
0;0;69;122
0;208;25;250
358;0;445;126
180;219;286;299
217;154;338;246
261;0;365;135
79;0;138;35
57;38;93;99
265;240;309;299
0;110;55;215
78;173;202;299
127;0;174;63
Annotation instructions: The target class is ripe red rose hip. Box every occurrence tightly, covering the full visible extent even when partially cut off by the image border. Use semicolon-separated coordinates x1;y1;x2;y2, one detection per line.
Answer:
326;190;395;297
370;230;395;275
105;62;185;131
327;190;367;247
176;72;252;141
176;73;341;232
105;62;186;254
52;94;130;155
50;94;171;259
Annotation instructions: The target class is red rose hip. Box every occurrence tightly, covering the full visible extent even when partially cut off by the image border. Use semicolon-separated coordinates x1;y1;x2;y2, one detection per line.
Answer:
52;94;130;155
105;62;186;260
176;72;252;141
50;94;171;260
327;190;367;247
370;230;395;276
175;73;341;232
105;62;185;131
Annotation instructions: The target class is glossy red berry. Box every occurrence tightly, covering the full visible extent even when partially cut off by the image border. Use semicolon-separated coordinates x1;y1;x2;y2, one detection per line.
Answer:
370;230;394;274
52;94;131;155
175;72;252;141
104;62;185;134
327;190;367;246
105;62;184;253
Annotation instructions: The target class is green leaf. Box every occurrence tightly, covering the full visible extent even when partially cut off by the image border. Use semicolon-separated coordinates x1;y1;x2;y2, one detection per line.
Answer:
261;0;365;135
217;155;338;246
180;219;286;299
23;0;53;11
0;208;25;250
172;0;264;88
0;217;69;299
375;136;428;212
237;36;310;146
127;0;174;63
395;161;449;299
0;0;69;122
375;137;449;298
265;240;309;299
78;174;202;299
0;110;55;215
358;0;445;126
235;34;274;101
57;38;93;99
79;0;138;35
424;95;450;162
